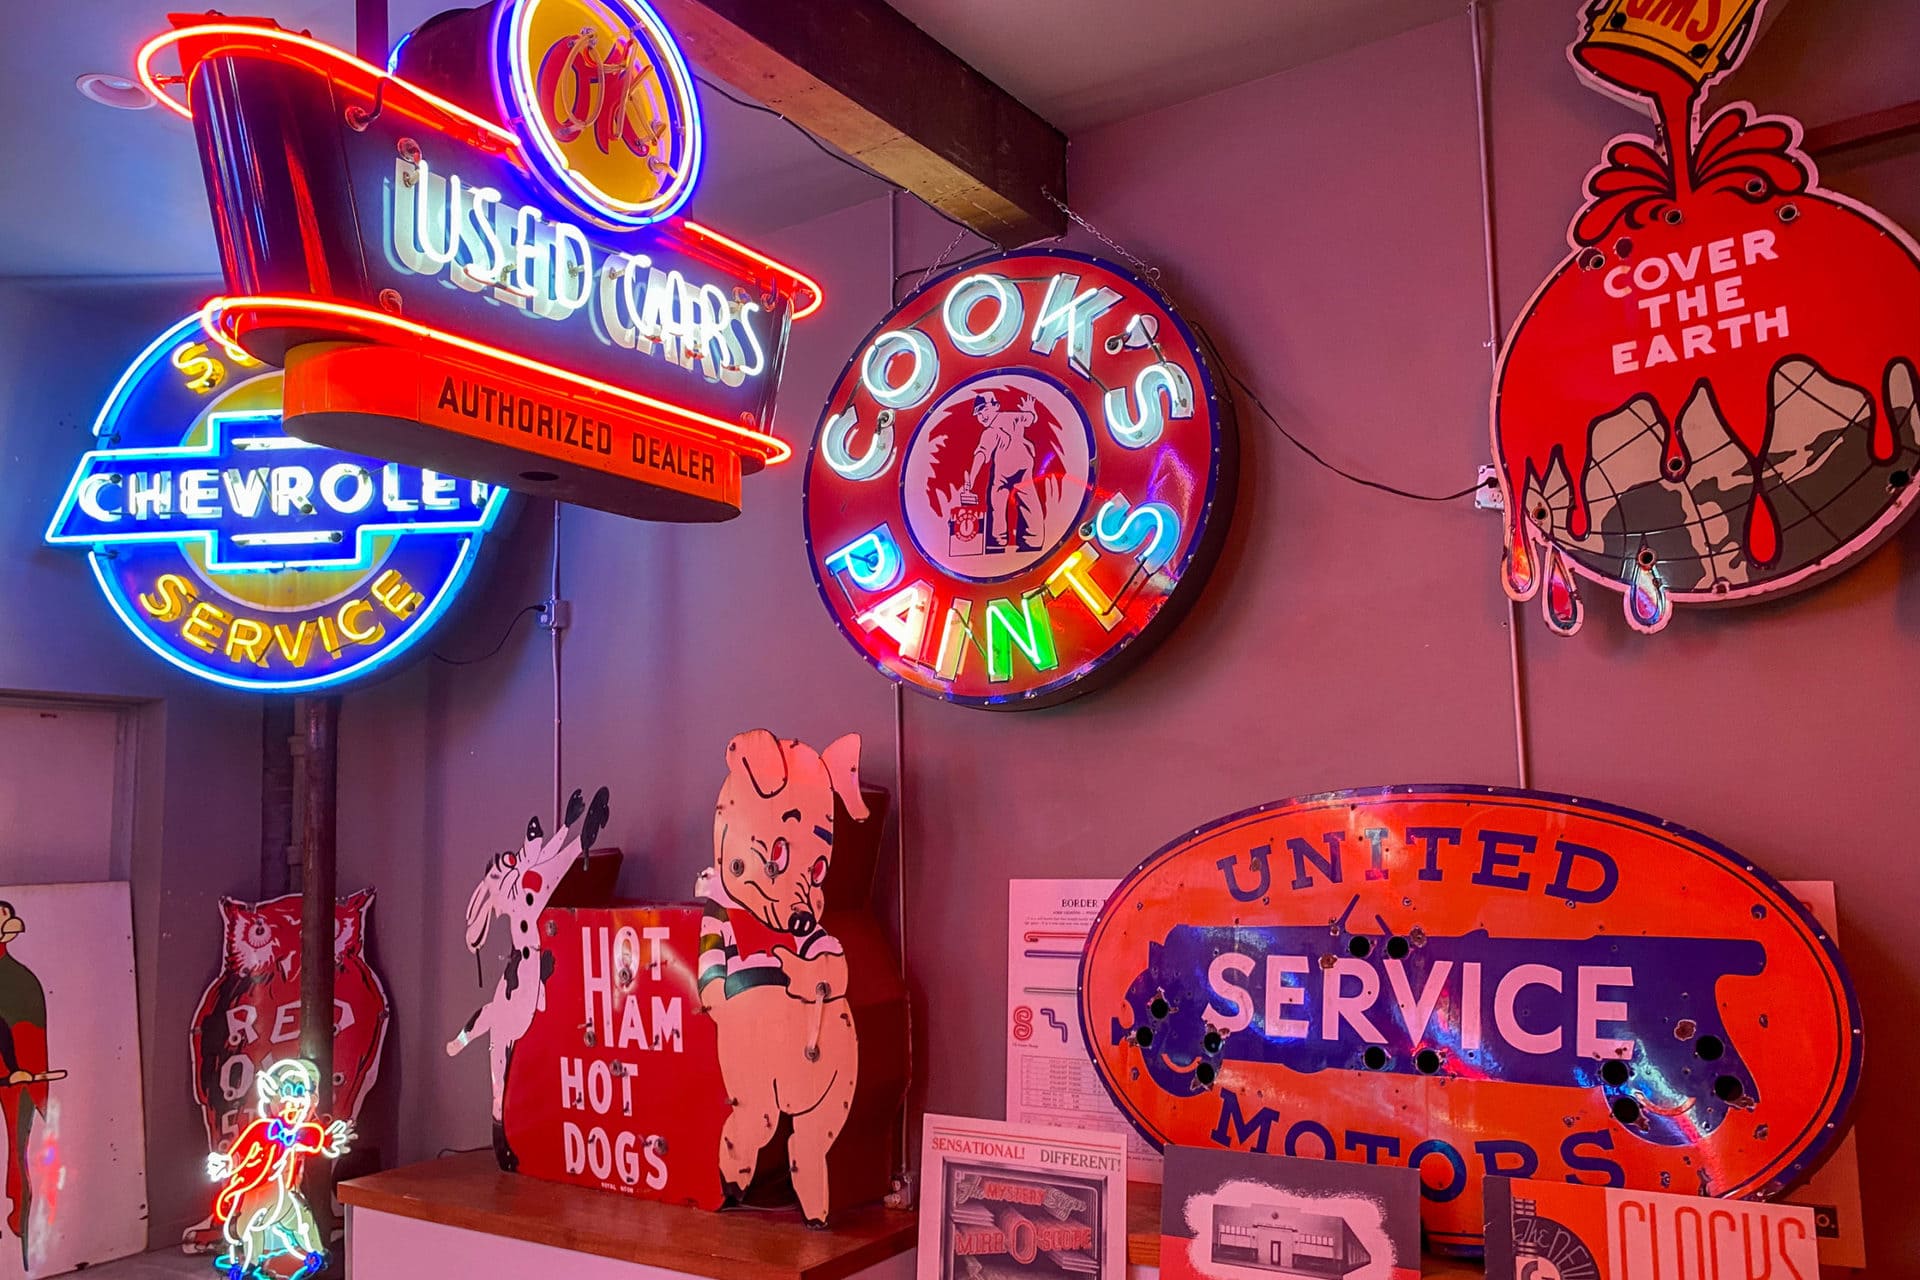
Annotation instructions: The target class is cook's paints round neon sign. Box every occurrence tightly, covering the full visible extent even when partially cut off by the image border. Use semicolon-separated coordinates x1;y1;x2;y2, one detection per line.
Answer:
804;249;1237;709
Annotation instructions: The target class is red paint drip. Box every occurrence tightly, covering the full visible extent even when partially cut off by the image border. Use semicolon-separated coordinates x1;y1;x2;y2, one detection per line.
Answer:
1502;523;1538;600
1746;483;1781;568
1871;396;1898;464
1662;418;1690;483
1543;544;1583;636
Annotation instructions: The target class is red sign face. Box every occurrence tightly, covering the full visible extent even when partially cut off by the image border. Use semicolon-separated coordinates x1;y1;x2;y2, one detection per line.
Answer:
804;249;1236;709
1493;0;1920;635
1483;1175;1818;1280
189;892;390;1149
1078;787;1862;1251
501;905;731;1208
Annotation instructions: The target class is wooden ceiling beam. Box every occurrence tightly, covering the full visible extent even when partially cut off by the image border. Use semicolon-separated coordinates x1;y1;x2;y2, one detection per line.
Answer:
653;0;1068;247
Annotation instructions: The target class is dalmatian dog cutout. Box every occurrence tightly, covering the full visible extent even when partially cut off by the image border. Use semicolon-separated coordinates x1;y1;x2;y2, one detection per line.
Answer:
449;785;609;1168
696;731;865;1226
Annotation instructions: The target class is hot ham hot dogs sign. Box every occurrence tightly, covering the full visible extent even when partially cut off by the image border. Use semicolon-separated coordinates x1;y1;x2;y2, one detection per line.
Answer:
1078;787;1862;1251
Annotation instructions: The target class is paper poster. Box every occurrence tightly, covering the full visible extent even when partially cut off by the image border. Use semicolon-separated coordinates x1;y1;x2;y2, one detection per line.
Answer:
0;883;148;1280
1484;1176;1816;1280
918;1113;1127;1280
1007;880;1160;1181
1160;1146;1420;1280
1779;881;1866;1269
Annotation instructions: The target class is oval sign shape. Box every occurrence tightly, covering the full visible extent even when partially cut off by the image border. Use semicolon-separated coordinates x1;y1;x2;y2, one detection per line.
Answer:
803;248;1237;709
1079;786;1862;1250
493;0;704;228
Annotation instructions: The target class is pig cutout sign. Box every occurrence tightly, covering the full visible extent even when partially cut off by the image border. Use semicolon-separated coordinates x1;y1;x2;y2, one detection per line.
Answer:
493;734;906;1219
695;730;876;1226
184;890;388;1251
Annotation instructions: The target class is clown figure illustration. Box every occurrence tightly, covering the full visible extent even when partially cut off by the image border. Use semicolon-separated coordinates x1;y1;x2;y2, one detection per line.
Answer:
207;1059;352;1280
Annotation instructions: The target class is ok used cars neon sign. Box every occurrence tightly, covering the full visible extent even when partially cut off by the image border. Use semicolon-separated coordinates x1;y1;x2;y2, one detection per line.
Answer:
137;0;819;522
47;317;503;692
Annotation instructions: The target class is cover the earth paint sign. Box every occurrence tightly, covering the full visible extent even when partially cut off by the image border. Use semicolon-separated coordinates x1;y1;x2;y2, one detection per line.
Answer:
1493;0;1920;635
1077;787;1862;1251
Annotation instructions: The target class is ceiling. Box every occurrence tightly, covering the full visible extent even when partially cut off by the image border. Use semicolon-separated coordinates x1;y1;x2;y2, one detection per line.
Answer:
887;0;1463;131
0;0;1460;279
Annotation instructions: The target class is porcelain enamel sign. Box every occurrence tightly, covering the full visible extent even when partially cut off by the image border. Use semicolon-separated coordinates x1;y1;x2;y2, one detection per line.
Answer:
1493;0;1920;634
138;0;819;522
1078;787;1862;1252
45;317;502;691
804;249;1236;709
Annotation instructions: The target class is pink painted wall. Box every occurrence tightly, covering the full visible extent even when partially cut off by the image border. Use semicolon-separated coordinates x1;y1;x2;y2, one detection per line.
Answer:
0;281;267;1244
329;0;1920;1268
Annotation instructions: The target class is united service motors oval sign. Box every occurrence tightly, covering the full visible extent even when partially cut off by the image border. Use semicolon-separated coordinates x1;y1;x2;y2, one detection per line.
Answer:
1078;786;1862;1250
803;249;1237;709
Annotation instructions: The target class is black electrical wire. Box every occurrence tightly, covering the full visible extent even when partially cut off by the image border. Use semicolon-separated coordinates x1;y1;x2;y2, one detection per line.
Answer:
433;603;542;666
693;72;985;244
1195;322;1495;504
698;71;1492;508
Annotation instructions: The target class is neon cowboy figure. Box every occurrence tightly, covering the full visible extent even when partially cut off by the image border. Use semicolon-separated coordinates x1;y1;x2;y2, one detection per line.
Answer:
207;1059;353;1279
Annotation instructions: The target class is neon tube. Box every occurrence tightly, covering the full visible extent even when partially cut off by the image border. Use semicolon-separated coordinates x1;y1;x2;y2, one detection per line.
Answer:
199;296;793;465
136;24;521;152
138;21;822;317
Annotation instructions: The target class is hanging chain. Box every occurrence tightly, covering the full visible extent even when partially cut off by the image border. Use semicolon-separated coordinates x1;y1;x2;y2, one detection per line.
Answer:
1042;188;1163;284
913;226;972;295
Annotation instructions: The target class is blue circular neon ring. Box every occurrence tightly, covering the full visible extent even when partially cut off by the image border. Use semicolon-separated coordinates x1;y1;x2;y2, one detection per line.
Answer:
47;317;505;693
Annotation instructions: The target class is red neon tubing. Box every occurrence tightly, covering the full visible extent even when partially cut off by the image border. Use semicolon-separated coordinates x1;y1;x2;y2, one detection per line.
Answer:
138;23;824;317
203;295;794;466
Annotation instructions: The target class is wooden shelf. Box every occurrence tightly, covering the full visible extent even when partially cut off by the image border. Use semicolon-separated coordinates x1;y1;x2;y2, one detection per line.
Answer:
1126;1180;1482;1277
340;1153;916;1280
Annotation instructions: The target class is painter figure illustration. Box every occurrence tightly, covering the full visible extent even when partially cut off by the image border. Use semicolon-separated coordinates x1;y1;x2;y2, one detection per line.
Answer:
206;1058;352;1280
697;730;866;1226
448;786;611;1167
0;902;66;1270
959;390;1047;553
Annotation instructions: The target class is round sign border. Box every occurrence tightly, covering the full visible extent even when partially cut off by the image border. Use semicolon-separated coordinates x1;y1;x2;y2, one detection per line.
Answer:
802;246;1239;712
62;315;503;695
490;0;705;230
1076;782;1866;1204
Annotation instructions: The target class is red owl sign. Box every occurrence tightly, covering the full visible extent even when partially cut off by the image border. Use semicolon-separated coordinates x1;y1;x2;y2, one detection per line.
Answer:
1494;0;1920;635
804;249;1237;708
185;890;390;1246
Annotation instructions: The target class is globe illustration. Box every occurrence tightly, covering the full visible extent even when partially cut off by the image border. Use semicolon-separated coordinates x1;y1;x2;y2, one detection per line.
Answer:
1524;358;1920;597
